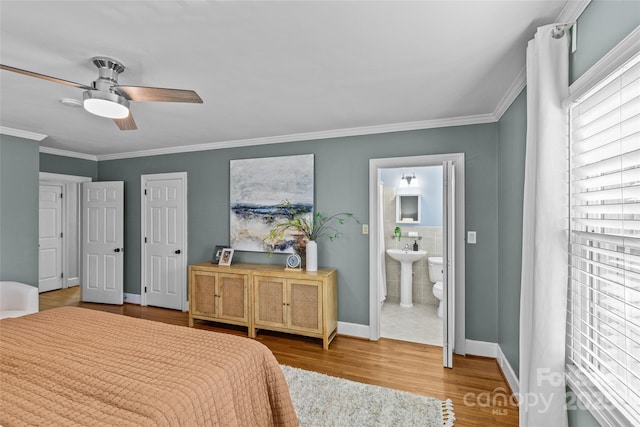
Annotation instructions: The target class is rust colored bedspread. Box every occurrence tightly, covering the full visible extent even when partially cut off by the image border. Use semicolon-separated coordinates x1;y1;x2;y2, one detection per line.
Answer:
0;307;298;426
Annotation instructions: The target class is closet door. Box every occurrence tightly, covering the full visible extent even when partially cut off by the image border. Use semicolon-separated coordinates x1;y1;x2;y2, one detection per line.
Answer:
39;184;64;293
81;181;124;304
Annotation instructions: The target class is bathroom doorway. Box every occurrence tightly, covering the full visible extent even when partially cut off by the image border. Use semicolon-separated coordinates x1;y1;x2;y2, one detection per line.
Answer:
369;154;466;367
379;166;444;346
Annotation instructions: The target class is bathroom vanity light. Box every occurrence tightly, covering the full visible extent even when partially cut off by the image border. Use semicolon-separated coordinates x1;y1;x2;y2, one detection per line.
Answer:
401;172;417;186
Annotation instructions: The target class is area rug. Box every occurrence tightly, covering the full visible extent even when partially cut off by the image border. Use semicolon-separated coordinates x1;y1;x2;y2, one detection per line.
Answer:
281;365;455;427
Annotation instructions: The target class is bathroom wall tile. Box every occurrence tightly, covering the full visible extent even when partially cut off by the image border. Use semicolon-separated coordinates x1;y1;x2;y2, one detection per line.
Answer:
387;286;399;299
385;295;400;304
422;283;433;305
412;276;423;303
424;284;437;305
435;237;442;256
386;286;399;300
385;257;400;276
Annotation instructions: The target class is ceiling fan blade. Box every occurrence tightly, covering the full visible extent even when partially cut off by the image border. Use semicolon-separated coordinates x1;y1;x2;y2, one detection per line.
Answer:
113;113;137;131
116;86;203;103
0;64;92;90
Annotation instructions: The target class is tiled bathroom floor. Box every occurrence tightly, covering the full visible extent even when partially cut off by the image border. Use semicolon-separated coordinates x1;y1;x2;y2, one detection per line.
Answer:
381;301;443;346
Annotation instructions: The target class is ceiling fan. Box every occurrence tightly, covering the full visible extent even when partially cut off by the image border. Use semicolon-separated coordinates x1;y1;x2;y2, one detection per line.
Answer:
0;57;203;130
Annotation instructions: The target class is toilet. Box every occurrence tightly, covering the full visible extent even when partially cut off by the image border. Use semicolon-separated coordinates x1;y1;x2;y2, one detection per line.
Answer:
428;257;444;318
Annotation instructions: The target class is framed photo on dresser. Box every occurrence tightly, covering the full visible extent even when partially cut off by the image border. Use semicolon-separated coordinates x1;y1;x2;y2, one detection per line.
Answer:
218;248;234;266
211;245;226;264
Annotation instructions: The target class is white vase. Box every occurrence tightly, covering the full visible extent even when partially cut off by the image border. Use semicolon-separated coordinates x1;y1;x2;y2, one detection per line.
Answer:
306;240;318;272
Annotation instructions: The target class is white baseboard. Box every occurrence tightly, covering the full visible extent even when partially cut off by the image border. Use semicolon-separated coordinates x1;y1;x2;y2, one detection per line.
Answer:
337;321;369;339
497;344;520;395
123;293;141;305
465;339;497;358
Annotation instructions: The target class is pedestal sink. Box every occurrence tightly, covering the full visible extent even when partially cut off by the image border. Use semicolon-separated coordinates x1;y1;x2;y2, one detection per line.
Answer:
386;248;427;308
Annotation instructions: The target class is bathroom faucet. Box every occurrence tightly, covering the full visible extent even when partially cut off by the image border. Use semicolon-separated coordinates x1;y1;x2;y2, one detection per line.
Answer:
403;243;410;251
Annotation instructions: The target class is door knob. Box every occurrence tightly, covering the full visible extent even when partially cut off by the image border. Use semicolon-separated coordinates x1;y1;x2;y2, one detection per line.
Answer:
175;249;181;254
114;248;121;253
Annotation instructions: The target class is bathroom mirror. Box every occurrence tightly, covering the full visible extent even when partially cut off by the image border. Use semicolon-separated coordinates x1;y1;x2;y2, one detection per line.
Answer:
396;194;421;223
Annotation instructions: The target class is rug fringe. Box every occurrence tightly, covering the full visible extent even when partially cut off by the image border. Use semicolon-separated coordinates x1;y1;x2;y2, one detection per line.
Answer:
442;399;455;426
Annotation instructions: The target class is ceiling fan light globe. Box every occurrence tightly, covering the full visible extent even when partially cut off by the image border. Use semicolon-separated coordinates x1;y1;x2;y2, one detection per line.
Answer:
83;90;130;119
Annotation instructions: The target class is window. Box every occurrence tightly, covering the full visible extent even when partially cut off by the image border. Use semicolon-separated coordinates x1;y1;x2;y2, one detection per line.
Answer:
567;53;640;426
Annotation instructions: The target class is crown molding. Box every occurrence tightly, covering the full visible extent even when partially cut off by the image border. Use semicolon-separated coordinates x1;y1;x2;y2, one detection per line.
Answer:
39;146;98;161
493;67;526;120
0;126;47;141
556;0;590;24
96;114;497;161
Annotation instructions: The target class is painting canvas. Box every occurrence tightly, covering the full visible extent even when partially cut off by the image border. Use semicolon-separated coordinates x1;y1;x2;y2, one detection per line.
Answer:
230;154;314;253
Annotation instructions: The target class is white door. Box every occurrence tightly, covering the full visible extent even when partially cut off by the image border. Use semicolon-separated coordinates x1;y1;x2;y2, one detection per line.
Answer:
81;182;124;304
39;184;63;293
142;173;187;311
442;161;456;368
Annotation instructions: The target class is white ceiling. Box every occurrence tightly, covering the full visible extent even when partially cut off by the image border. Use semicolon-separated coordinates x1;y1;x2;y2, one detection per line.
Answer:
0;1;569;159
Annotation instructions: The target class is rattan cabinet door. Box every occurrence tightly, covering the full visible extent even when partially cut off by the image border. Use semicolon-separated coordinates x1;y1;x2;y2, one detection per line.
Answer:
190;271;217;317
254;276;286;328
287;279;322;334
218;273;248;322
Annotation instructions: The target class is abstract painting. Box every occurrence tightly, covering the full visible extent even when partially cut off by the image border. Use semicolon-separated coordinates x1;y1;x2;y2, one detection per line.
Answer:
230;154;314;253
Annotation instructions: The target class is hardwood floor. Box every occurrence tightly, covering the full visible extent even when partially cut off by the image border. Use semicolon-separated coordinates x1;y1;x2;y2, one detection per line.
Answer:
39;287;519;426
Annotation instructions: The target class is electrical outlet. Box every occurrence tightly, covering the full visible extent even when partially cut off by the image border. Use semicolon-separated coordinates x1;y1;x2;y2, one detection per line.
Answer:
467;231;477;244
362;224;369;235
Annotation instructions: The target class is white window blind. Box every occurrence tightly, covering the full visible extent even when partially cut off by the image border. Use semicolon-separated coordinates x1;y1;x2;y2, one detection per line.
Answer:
568;52;640;426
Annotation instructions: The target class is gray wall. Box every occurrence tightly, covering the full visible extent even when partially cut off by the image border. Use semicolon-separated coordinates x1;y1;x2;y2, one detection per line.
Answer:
99;123;500;339
40;153;98;180
497;88;526;375
0;135;39;286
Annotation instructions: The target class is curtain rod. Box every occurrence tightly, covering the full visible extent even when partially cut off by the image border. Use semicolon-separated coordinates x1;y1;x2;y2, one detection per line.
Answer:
551;22;575;39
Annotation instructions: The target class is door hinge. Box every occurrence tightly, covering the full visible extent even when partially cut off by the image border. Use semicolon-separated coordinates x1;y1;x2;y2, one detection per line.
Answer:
60;192;63;199
144;237;147;243
144;189;147;196
144;286;147;293
60;232;63;238
60;272;64;278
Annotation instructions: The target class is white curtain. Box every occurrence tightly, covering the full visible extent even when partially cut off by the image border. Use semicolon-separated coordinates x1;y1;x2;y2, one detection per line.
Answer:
519;23;569;427
378;182;387;303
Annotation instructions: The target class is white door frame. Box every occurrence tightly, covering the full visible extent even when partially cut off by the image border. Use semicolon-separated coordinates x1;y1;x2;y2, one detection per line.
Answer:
39;172;92;288
140;172;188;311
369;154;466;355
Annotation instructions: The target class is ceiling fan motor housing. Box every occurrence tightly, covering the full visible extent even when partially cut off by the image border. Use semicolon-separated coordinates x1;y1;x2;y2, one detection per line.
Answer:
91;56;125;92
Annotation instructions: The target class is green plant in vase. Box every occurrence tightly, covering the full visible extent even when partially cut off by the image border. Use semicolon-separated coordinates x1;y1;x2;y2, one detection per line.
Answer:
264;200;359;271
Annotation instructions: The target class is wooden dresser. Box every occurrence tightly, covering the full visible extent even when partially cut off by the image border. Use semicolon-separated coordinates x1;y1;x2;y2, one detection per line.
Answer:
188;262;338;349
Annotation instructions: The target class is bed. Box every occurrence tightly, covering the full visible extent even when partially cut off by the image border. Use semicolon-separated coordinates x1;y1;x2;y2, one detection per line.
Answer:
0;306;299;426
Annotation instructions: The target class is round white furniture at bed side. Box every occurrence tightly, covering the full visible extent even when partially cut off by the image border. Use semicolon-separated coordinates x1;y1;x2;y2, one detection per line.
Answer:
0;281;39;319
